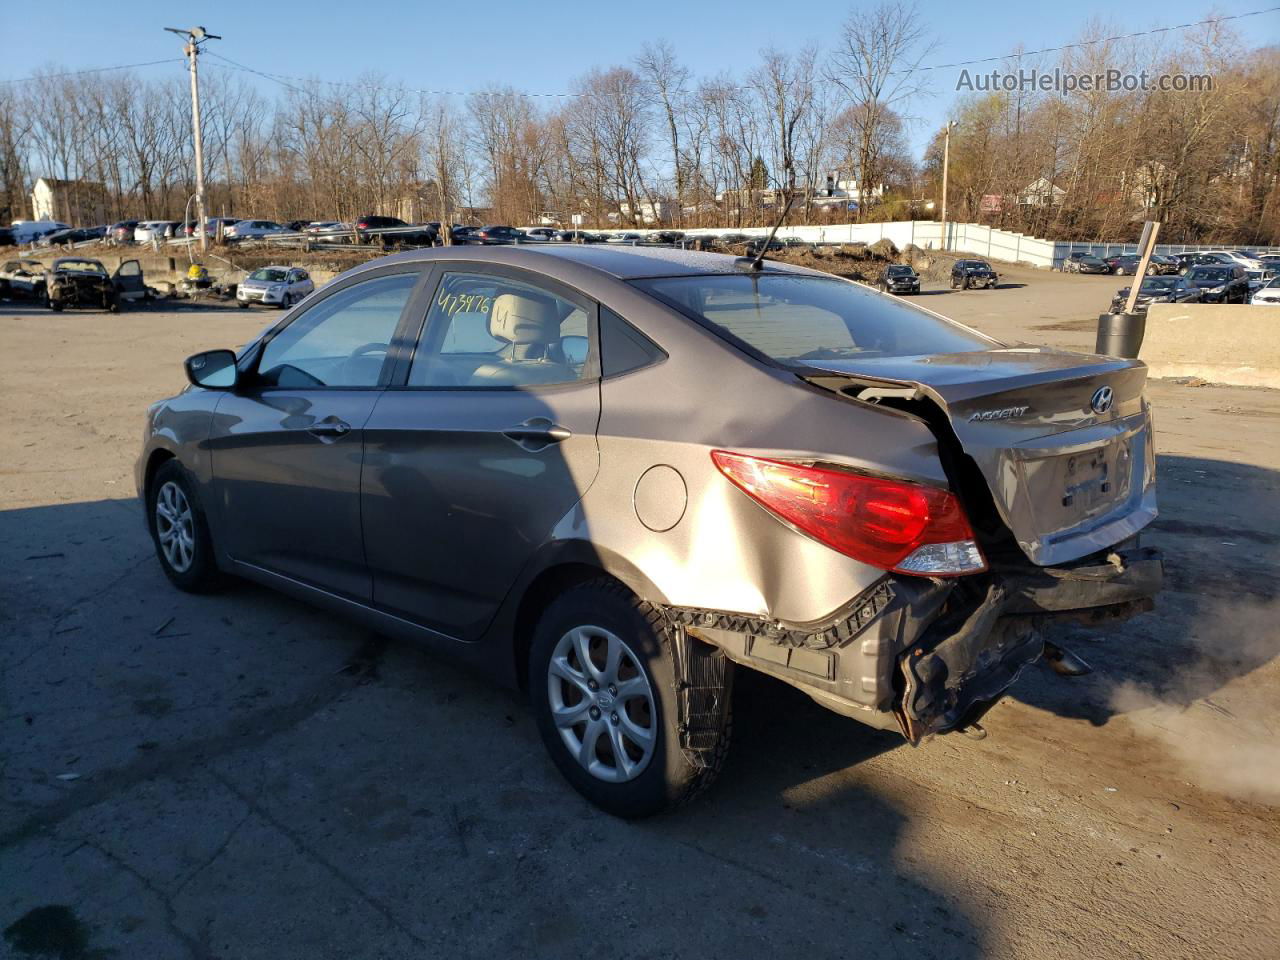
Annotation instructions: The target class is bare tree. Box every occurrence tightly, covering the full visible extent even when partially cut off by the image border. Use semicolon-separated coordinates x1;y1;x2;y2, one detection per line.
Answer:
827;1;936;217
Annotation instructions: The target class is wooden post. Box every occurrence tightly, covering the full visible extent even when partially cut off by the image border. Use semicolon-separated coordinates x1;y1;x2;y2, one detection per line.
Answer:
1123;221;1161;315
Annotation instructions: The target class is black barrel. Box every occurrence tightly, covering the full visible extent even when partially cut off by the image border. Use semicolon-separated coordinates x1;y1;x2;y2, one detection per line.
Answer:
1095;312;1146;358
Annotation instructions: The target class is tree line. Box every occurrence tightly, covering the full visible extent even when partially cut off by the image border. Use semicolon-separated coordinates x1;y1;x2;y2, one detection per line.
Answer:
0;3;1276;244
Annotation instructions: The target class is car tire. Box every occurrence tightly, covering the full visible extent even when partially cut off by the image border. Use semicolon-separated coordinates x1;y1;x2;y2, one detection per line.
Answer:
961;276;970;290
49;297;63;312
238;300;250;309
148;460;224;593
529;578;732;818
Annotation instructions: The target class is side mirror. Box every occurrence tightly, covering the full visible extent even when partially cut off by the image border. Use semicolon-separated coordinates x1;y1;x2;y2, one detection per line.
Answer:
185;349;238;389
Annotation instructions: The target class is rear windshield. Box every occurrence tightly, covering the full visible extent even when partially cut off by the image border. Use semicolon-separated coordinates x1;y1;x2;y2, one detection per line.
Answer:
635;273;992;365
1189;267;1231;280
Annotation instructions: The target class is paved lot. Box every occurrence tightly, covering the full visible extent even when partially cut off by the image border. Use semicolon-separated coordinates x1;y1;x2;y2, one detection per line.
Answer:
2;271;1278;960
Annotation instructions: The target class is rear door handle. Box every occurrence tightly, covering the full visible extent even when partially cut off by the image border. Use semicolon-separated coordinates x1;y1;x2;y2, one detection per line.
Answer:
306;417;351;439
502;418;572;449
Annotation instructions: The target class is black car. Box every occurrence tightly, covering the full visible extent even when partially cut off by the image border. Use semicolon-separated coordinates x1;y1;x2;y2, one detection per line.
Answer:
879;264;921;295
45;257;145;312
459;225;526;245
354;215;437;246
950;259;998;289
1063;252;1110;274
1102;254;1167;276
1171;252;1218;275
1108;275;1203;314
1183;265;1249;303
38;226;104;247
744;237;787;256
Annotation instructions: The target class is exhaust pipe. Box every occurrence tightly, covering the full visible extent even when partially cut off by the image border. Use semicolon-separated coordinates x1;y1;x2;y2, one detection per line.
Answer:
1043;640;1092;677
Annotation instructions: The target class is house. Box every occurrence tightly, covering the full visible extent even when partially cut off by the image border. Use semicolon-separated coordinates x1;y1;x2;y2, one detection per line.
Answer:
30;177;108;225
1018;177;1066;207
619;198;672;225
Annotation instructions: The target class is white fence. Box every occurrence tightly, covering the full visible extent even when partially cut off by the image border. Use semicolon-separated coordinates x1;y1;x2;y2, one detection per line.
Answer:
670;220;1280;269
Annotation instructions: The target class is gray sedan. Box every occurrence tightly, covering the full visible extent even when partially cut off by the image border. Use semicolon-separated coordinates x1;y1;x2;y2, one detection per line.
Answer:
137;245;1162;817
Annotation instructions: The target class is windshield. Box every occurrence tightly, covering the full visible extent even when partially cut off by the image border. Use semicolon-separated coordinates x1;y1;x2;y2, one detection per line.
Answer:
1139;278;1177;292
249;268;289;283
1188;268;1230;281
55;260;106;275
886;266;913;276
635;274;993;366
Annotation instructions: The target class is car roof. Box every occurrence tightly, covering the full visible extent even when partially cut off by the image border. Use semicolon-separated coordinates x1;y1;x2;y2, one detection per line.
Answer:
364;243;824;282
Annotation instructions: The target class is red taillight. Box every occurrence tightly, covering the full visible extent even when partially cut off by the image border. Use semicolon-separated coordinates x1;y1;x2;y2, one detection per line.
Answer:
711;450;986;576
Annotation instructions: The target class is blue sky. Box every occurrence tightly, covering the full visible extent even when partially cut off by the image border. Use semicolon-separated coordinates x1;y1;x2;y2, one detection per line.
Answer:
5;0;1277;157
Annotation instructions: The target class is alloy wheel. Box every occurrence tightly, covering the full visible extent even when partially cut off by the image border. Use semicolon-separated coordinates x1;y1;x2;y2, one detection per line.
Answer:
155;480;195;573
546;626;656;783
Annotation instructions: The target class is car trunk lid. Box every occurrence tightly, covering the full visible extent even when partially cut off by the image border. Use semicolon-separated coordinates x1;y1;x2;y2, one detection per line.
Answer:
805;347;1157;566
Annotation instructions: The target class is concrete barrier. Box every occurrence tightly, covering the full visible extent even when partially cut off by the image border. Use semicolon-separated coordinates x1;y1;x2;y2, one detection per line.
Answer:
1142;303;1280;388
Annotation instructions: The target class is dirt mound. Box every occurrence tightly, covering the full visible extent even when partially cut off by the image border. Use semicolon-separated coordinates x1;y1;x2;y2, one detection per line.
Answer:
763;242;896;283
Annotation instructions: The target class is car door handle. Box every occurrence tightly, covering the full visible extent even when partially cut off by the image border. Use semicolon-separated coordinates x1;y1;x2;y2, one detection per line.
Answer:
502;418;572;448
306;417;351;439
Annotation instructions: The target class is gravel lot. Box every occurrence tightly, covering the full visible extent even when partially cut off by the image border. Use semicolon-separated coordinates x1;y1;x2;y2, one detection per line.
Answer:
2;266;1278;960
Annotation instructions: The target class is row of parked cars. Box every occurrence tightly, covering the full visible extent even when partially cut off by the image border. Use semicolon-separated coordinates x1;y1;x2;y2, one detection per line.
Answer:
1064;248;1280;277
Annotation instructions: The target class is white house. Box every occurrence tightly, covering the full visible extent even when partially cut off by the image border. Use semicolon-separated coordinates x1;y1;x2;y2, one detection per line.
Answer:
31;177;108;225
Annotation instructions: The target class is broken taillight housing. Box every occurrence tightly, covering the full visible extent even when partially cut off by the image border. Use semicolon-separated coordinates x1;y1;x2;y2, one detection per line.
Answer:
711;450;986;576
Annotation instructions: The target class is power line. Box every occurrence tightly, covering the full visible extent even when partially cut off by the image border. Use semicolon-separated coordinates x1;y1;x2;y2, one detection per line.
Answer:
0;58;184;86
2;6;1275;94
902;5;1280;73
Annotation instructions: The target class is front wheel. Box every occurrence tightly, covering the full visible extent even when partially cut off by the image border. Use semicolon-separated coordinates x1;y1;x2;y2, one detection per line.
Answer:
49;297;64;312
529;579;731;818
148;460;223;592
237;300;250;309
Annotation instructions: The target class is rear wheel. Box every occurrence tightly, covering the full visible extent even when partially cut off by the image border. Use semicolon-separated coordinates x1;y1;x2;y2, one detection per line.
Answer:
49;297;63;312
238;300;250;309
529;579;731;818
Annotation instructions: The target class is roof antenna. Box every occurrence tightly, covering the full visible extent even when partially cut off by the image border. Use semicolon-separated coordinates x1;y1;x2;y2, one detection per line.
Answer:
736;190;797;272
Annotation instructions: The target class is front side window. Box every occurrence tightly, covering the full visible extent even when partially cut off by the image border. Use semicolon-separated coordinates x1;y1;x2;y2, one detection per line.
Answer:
636;273;993;367
408;272;595;388
256;272;417;388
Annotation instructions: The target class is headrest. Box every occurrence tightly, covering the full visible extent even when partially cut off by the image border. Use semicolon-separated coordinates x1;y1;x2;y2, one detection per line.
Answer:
489;292;558;345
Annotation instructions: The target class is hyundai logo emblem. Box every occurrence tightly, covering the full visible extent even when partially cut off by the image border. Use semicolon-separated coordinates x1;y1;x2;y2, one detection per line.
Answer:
1091;386;1114;415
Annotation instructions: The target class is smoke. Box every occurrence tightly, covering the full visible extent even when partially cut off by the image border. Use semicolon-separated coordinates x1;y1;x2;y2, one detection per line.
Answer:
1107;598;1280;805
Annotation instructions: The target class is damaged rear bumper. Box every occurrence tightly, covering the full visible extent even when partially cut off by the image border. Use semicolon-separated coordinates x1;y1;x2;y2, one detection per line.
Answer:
671;545;1162;742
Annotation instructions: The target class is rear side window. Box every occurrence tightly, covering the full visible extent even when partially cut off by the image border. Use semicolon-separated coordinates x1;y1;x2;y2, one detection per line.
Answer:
635;274;992;366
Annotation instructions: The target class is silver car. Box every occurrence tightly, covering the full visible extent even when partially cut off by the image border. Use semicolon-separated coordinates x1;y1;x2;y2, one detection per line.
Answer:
236;266;315;308
137;246;1162;817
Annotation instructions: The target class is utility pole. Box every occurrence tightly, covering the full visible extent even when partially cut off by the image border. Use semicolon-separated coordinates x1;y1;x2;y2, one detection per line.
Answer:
940;120;954;252
165;26;220;254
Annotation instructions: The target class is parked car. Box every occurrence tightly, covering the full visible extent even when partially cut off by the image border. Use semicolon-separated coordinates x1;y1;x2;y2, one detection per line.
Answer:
879;264;921;295
1108;275;1203;314
649;231;686;245
950;259;998;289
1102;254;1163;276
1171;252;1217;275
1249;276;1280;305
1200;249;1265;272
181;217;239;240
1062;252;1110;274
37;226;104;246
1245;269;1275;298
138;245;1162;817
108;220;140;244
283;220;310;232
132;221;170;244
743;237;787;256
1183;265;1250;303
225;219;290;241
0;258;50;299
45;257;144;312
521;227;559;242
458;225;526;245
354;216;437;246
235;265;315;309
12;220;70;244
